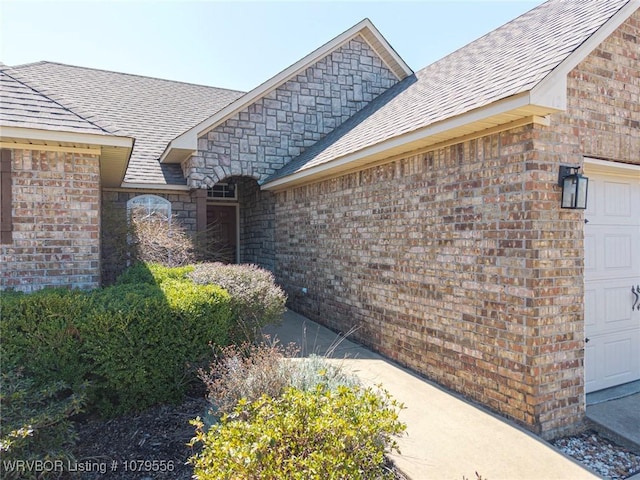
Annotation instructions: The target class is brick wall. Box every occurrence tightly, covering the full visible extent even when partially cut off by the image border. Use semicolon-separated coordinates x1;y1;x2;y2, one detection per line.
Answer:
564;8;639;165
0;149;101;292
275;129;554;433
236;177;275;270
272;12;639;437
101;189;199;233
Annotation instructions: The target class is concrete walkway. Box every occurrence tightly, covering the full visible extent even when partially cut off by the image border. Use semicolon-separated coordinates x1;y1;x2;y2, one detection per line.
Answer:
587;392;640;454
263;310;600;480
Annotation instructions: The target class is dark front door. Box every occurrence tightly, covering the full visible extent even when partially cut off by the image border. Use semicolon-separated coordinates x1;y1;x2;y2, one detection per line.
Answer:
207;205;237;263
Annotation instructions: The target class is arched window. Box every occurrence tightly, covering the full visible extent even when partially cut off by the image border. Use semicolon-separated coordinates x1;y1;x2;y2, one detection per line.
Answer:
127;195;171;222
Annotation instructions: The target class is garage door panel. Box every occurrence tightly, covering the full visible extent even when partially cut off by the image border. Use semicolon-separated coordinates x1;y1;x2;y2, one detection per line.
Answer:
585;227;638;279
584;163;639;393
603;330;639;383
586;176;638;225
604;234;633;270
604;287;634;325
584;288;597;329
587;280;635;335
586;330;640;392
584;234;596;271
603;181;631;217
584;343;597;388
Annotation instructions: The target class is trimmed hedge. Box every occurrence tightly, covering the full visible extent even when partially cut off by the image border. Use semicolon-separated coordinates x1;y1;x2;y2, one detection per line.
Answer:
189;263;287;342
0;263;233;416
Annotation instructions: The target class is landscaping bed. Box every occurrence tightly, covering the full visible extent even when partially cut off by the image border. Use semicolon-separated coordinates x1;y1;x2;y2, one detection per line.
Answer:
2;262;406;479
71;394;207;480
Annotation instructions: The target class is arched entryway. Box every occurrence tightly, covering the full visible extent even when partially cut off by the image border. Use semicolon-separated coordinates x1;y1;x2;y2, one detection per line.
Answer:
198;176;275;270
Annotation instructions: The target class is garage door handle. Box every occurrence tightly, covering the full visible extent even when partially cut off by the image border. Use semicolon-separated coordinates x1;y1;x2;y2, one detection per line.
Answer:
632;285;640;311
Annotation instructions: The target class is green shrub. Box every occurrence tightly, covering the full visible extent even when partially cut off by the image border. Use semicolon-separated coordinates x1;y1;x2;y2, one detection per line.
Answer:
0;367;86;480
1;265;234;417
81;280;233;416
189;384;406;480
189;263;287;342
0;289;93;388
116;262;194;286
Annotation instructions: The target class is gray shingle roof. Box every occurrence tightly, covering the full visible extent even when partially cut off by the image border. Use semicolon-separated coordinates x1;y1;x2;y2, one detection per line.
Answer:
8;62;244;185
268;0;633;183
0;68;108;135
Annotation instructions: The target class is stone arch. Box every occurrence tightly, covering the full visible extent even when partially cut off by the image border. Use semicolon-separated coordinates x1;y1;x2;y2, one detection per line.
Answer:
199;163;262;189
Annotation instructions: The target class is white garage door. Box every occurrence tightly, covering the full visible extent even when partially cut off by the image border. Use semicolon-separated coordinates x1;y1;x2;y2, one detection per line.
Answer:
584;160;640;393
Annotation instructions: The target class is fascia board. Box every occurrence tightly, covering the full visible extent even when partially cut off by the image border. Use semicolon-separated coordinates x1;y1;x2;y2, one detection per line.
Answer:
262;92;562;190
0;125;134;148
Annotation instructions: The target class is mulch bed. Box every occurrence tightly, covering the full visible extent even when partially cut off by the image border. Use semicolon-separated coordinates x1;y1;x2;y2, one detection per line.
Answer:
69;395;408;479
70;396;207;479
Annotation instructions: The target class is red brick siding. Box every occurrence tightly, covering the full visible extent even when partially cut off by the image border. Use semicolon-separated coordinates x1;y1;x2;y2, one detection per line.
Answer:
275;128;552;433
565;8;639;165
0;149;101;292
273;12;639;437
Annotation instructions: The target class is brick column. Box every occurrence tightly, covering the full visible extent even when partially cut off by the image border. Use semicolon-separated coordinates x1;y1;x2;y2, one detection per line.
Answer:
192;188;208;231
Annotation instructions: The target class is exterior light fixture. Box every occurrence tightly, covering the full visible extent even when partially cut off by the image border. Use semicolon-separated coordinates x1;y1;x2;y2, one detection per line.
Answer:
558;165;588;209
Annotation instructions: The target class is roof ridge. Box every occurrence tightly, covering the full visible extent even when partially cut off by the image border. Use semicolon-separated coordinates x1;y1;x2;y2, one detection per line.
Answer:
1;66;114;135
10;60;245;94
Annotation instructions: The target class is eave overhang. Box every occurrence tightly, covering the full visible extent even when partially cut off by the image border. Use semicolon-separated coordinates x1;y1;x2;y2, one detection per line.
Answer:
0;126;134;188
261;91;560;191
261;0;640;191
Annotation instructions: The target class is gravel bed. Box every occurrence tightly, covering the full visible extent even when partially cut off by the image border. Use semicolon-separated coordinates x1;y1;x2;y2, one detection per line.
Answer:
552;430;640;480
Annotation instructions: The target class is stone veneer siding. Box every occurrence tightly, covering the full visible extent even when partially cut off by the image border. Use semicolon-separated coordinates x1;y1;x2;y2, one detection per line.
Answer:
0;149;101;292
184;34;400;270
272;13;639;437
185;35;400;188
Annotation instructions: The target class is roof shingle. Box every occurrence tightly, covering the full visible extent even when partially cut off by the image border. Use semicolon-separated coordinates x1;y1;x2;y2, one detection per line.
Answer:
0;68;108;135
7;62;244;185
267;0;633;183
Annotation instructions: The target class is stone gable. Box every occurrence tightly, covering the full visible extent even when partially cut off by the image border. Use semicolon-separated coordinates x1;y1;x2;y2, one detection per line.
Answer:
185;35;400;188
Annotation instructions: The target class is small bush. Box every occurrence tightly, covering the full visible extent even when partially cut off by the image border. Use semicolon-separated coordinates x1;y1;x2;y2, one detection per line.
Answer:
0;367;86;480
130;216;197;267
189;384;406;480
288;354;359;392
199;341;299;419
101;203;233;285
115;261;194;286
1;264;234;417
189;263;287;342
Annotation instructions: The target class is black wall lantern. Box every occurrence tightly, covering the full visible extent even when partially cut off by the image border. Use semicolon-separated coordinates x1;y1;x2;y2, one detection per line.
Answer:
558;165;589;209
